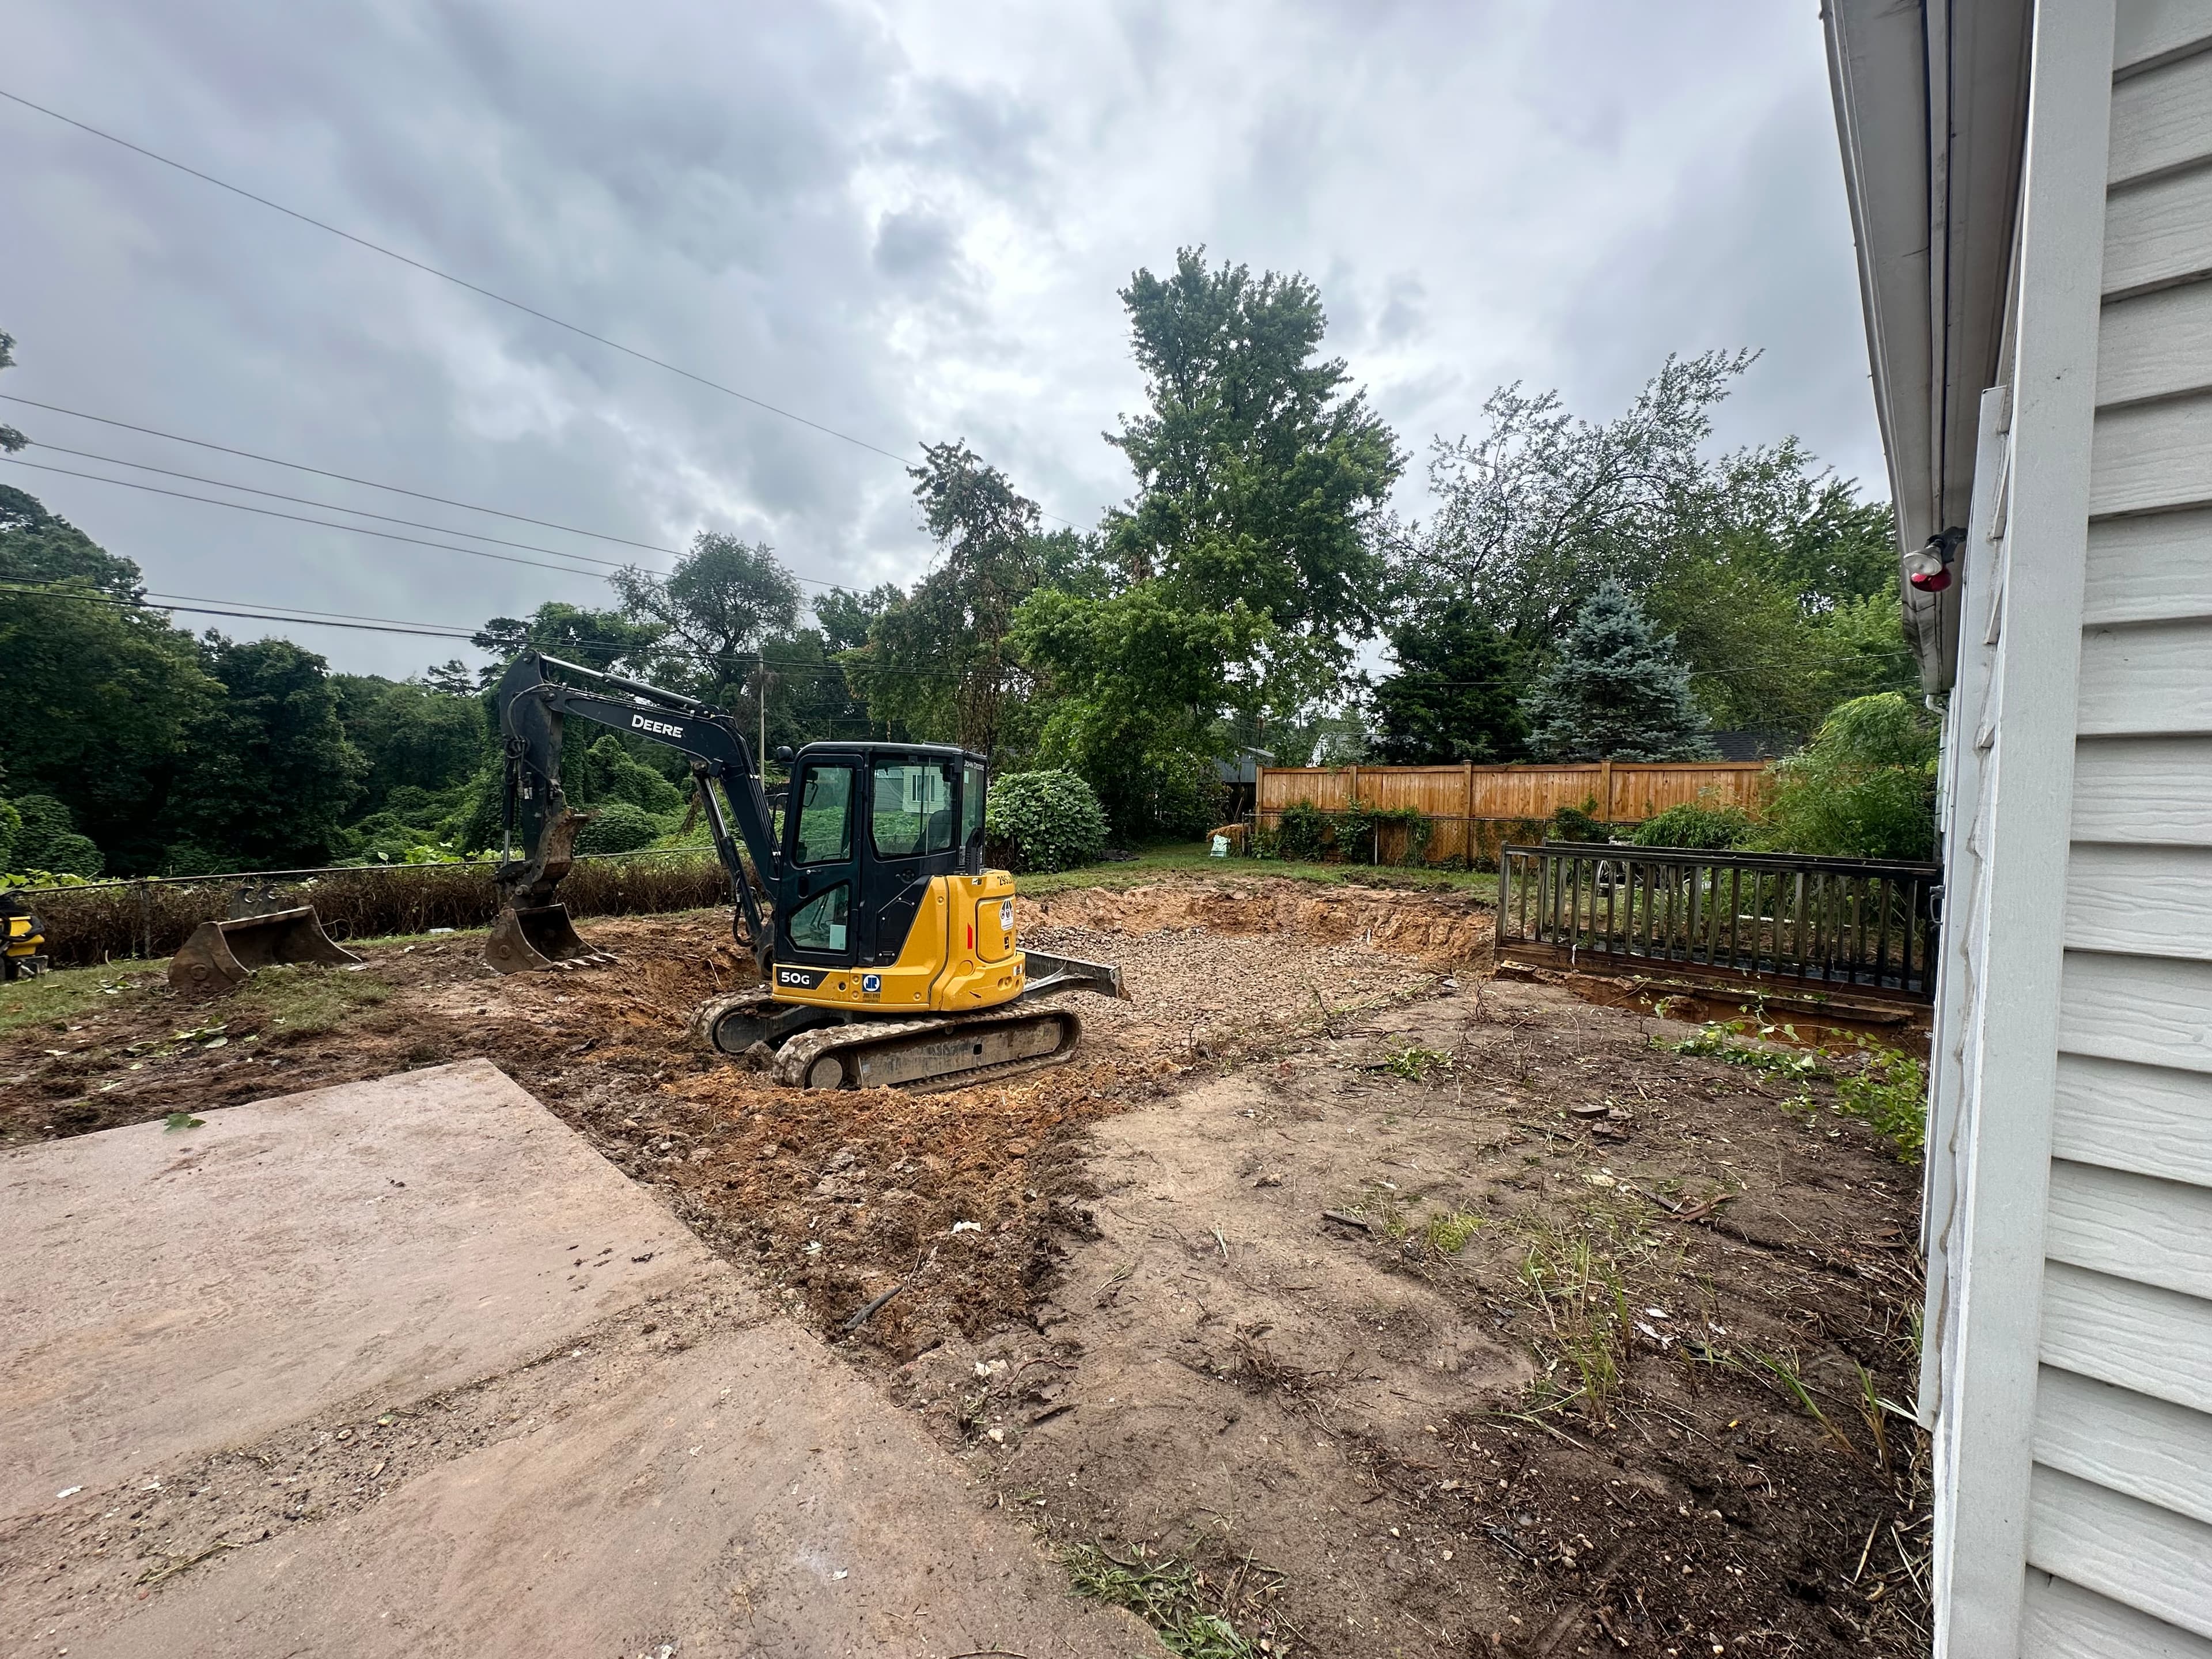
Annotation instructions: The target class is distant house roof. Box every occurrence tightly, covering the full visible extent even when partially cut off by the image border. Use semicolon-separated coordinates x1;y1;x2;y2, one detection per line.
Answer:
1214;747;1274;784
1707;730;1798;763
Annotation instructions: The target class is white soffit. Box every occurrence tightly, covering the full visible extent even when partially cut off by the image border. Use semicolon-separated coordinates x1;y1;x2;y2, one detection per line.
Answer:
1824;0;2031;692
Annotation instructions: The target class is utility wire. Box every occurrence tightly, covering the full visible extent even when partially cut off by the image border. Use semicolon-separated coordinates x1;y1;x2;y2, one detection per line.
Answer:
7;422;896;592
0;93;1088;529
29;441;647;571
0;87;914;468
0;456;611;579
0;391;682;556
0;581;963;679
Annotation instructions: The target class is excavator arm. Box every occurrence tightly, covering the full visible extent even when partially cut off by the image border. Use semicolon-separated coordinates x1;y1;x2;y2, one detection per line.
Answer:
490;651;781;966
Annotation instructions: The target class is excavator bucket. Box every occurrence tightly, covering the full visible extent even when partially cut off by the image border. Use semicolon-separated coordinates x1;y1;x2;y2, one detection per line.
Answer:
482;903;617;975
169;906;361;997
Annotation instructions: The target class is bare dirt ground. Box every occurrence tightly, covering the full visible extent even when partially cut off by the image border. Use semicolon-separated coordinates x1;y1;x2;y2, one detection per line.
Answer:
0;876;1931;1656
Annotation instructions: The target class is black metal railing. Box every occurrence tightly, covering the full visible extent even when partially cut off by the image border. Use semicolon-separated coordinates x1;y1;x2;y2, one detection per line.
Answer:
1496;843;1941;1002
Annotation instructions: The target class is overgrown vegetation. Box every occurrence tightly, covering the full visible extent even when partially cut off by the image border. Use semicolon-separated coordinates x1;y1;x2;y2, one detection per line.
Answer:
1666;1018;1927;1161
985;768;1111;872
1762;693;1939;861
1835;1039;1930;1160
20;853;731;969
1062;1542;1261;1658
1515;1207;1643;1426
1631;799;1759;850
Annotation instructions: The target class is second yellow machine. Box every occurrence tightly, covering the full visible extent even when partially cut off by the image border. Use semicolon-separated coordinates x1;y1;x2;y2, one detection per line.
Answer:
484;651;1123;1090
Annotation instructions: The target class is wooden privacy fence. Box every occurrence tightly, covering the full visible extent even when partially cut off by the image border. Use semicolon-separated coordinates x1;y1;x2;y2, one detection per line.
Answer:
1495;843;1942;1004
1255;760;1773;866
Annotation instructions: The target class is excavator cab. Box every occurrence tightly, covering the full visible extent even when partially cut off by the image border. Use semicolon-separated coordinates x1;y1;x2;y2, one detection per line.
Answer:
772;747;983;978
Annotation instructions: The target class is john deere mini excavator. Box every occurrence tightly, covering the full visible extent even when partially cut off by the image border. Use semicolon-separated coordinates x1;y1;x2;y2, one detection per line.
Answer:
485;651;1124;1091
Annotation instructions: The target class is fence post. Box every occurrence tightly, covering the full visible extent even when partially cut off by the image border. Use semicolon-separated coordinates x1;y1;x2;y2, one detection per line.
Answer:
136;881;150;960
1597;757;1615;825
1463;762;1475;868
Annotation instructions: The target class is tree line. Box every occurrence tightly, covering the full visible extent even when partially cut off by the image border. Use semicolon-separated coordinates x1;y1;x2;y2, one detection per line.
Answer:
0;260;1918;881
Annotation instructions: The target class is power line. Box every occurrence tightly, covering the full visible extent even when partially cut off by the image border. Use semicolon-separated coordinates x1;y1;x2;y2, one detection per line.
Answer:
1;581;475;639
0;456;612;579
0;392;683;556
0;93;1088;530
5;412;896;592
1;579;961;679
0;87;914;468
29;441;647;571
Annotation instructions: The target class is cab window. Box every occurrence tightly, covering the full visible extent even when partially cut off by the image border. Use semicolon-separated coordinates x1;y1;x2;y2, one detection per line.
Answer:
790;764;854;865
872;759;958;858
961;762;987;849
786;884;849;952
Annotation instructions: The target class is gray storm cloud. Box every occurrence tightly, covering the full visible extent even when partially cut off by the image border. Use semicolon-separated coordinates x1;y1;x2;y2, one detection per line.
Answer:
0;0;1876;677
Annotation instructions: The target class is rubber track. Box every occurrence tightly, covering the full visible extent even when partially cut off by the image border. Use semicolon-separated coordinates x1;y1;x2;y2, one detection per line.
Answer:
770;1005;1083;1090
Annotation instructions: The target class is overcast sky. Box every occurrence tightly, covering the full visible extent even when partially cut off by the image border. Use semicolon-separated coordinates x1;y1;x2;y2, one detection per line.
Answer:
1;0;1878;680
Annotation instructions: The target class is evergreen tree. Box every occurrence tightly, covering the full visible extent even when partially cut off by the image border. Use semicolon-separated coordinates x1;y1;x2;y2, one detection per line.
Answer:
1368;600;1528;763
1522;582;1715;762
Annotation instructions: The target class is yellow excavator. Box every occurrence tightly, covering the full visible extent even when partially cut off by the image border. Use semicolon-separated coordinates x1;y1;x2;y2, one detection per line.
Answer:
484;652;1124;1091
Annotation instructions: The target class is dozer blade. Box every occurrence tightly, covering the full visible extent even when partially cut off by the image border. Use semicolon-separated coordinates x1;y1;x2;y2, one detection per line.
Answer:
482;903;617;975
1018;950;1128;1001
169;906;361;997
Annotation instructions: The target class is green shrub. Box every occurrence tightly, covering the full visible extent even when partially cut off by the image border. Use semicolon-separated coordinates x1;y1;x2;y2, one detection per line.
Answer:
0;796;20;871
582;734;683;815
11;794;103;877
1761;693;1938;860
1274;800;1330;863
1835;1041;1929;1162
574;801;665;855
985;770;1109;873
1548;801;1611;843
1632;801;1759;851
1335;801;1434;865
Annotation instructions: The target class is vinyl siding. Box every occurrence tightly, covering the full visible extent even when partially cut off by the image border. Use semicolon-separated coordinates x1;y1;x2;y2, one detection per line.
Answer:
2031;5;2212;1638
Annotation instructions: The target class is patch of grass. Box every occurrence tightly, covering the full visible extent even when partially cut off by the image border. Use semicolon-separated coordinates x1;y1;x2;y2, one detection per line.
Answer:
1834;1040;1929;1162
232;965;390;1041
1371;1043;1453;1081
1663;1019;1826;1080
1748;1347;1858;1457
0;964;158;1039
1423;1210;1483;1255
1014;842;1498;900
1062;1543;1261;1658
1515;1210;1639;1426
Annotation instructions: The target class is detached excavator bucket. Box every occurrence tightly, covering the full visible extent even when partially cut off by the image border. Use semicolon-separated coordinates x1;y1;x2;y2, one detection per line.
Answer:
169;906;362;997
482;903;617;975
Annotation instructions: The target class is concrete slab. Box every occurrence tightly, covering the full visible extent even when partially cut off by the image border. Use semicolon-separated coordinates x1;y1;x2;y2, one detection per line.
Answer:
1;1063;1152;1658
1;1060;707;1522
